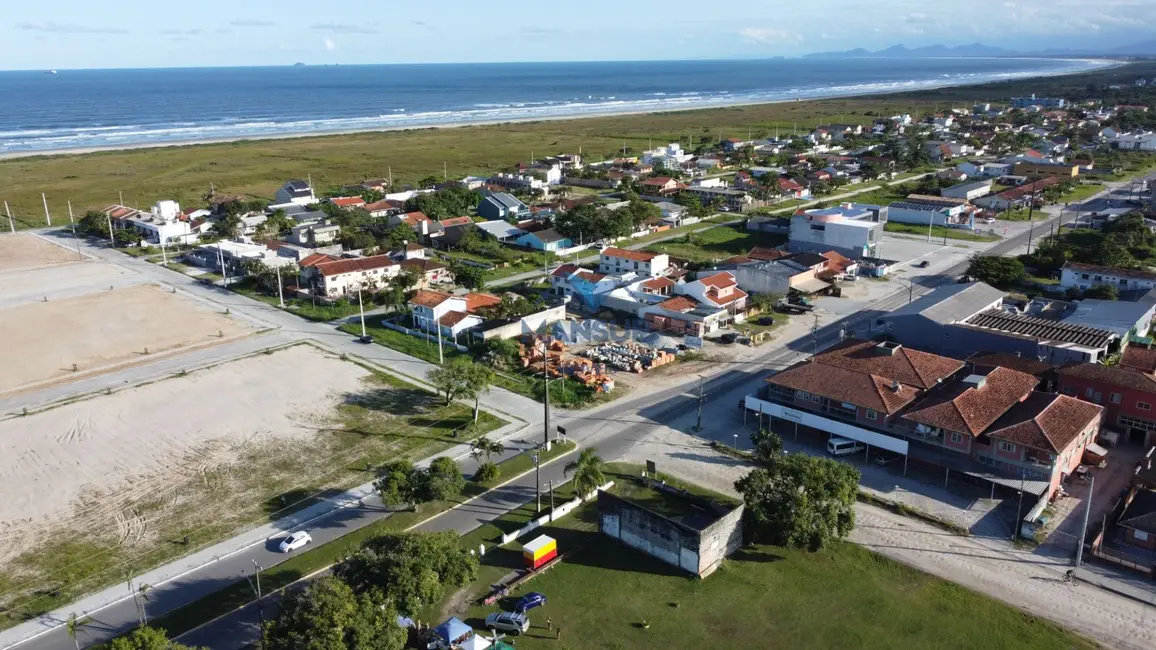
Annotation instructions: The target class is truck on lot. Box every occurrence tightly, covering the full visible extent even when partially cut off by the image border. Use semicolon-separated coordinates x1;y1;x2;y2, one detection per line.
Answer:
775;298;814;314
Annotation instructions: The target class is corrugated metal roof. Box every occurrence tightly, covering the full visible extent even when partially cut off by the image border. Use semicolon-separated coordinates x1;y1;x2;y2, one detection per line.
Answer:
964;309;1114;348
888;282;1006;325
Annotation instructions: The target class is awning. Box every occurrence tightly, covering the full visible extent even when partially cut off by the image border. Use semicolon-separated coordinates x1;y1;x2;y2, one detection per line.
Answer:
791;276;833;294
1084;442;1109;459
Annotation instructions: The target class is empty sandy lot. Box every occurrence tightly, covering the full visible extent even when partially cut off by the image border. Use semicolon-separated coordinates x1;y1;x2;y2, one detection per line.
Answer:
0;344;372;562
0;283;254;393
0;233;80;272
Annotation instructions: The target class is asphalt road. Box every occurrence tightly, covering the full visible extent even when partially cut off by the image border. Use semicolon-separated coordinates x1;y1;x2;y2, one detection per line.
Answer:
6;195;1074;650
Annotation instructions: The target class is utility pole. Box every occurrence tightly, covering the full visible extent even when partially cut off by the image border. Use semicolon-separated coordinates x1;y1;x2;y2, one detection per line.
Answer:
246;560;266;650
119;190;124;206
41;193;51;226
1075;475;1095;568
388;166;393;188
695;375;705;432
357;286;368;338
437;315;444;364
1013;469;1026;541
549;480;555;512
4;201;14;233
533;450;541;512
275;265;285;307
542;338;551;449
67;201;82;259
811;313;821;356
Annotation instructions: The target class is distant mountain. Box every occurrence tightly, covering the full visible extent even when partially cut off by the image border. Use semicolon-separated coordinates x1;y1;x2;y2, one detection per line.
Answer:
804;42;1013;59
804;39;1156;58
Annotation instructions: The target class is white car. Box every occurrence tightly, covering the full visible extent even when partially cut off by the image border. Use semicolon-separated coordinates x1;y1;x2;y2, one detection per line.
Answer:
983;217;996;224
278;531;312;553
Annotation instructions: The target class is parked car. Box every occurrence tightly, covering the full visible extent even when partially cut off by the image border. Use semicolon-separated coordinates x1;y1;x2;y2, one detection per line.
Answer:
842;273;858;282
873;453;898;467
486;612;530;636
719;332;739;344
514;592;547;613
757;316;776;326
357;335;373;344
982;216;996;224
278;531;312;553
916;260;930;268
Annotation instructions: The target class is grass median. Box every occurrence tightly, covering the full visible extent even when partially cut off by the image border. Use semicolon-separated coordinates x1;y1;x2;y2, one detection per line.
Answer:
148;440;577;639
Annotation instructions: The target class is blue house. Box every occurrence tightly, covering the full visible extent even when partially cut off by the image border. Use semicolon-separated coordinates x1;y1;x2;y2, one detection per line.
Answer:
515;228;572;252
478;192;530;221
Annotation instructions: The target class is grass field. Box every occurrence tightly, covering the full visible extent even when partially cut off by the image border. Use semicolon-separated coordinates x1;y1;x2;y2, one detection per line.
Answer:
884;222;1001;242
6;60;1154;229
231;278;363;322
643;223;786;262
0;346;505;630
447;466;1092;650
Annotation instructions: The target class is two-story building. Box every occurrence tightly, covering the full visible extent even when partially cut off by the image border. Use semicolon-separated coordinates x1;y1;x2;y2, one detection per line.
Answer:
1057;363;1156;446
1013;160;1080;180
307;254;399;298
477;192;530;221
1060;262;1156;294
408;290;502;337
274;179;316;206
789;204;885;260
639;177;683;197
599;247;670;278
676;272;747;322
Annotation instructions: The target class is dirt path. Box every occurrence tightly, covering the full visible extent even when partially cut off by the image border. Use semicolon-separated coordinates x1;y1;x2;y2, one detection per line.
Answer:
618;428;1156;650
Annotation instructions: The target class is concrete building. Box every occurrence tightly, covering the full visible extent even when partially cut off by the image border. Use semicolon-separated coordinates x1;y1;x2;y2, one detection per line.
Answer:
274;179;316;206
1061;262;1156;294
680;186;757;212
478;192;530;221
1010;96;1067;109
409;290;501;338
108;200;198;245
941;180;993;201
879;282;1119;364
597;485;743;578
599;247;670;278
488;173;546;194
288;222;340;246
886;195;974;229
1057;364;1156;446
308;255;400;298
789;204;885;259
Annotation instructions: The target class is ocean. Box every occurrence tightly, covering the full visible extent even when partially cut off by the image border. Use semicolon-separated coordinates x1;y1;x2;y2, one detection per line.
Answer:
0;58;1110;155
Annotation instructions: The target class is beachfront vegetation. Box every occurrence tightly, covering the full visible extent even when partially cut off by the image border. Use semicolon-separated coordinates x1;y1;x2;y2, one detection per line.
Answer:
5;61;1156;228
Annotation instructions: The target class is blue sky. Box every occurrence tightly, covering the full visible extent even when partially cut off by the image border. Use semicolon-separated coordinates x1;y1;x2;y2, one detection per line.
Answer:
2;0;1154;69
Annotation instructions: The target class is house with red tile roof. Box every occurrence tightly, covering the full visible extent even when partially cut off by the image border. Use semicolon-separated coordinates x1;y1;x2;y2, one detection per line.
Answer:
638;177;684;197
407;289;503;337
638;293;729;337
676;272;748;321
1057;363;1156;446
399;257;451;289
307;254;399;298
550;264;618;309
599;247;671;278
329;196;367;210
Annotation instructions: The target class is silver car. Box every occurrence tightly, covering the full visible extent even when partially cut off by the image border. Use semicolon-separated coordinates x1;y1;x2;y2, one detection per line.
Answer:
485;611;530;635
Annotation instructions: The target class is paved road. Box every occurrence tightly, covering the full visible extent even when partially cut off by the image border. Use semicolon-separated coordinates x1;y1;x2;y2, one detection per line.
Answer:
0;177;1131;650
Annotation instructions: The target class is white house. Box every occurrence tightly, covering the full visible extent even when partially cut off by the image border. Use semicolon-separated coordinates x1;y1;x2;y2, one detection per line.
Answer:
408;290;501;337
310;254;399;298
941;180;993;201
599;247;670;278
289;222;341;246
675;272;748;322
274;179;316;206
1060;262;1156;293
118;200;197;245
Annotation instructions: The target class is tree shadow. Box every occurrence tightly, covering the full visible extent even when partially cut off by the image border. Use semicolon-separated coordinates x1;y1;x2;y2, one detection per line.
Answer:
261;487;346;519
342;387;435;416
563;541;689;578
730;547;785;564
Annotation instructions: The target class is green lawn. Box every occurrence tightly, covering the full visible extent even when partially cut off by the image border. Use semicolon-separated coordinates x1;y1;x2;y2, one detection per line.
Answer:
643;224;786;262
231;279;363;322
884;222;1000;242
340;313;466;365
147;440;577;640
1059;183;1107;203
437;465;1093;650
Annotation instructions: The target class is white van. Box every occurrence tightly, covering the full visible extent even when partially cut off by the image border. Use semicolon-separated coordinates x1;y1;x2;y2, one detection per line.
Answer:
826;436;865;457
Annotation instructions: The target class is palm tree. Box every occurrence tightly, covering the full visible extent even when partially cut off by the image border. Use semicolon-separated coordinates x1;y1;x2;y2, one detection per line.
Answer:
65;613;91;650
470;436;504;464
137;583;152;626
564;448;607;498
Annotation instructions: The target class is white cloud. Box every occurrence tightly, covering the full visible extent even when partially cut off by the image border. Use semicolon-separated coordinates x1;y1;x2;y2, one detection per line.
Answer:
322;37;337;52
230;19;274;28
161;28;205;36
311;22;380;35
16;21;127;34
738;27;803;45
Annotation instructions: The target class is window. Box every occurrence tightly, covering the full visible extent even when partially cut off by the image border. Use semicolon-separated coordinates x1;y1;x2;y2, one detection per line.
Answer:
812;393;822;403
1085;387;1094;399
998;441;1017;453
1139;402;1152;411
951;432;964;444
1094;392;1102;403
1081;273;1089;280
1119;414;1156;432
1137;530;1150;542
1062;387;1076;396
865;409;877;421
1111;393;1122;404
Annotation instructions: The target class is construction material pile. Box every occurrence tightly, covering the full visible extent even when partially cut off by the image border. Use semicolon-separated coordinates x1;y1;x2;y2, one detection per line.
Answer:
580;342;675;373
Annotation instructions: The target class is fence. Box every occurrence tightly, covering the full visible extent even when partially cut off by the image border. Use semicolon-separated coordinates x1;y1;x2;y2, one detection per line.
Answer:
376;317;469;352
498;480;615;545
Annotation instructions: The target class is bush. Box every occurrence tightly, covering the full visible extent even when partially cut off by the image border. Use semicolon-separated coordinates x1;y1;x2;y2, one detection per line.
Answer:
474;461;500;483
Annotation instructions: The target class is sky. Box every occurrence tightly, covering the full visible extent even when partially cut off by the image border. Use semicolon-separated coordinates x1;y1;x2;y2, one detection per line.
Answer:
2;0;1155;70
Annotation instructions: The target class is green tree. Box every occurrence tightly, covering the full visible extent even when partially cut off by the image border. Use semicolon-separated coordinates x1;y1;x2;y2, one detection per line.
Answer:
470;436;504;464
479;337;520;371
564;448;607;497
210;213;242;239
734;454;859;551
381;224;416;250
261;208;294;238
65;613;92;650
966;255;1025;288
428;356;489;406
417;176;442;190
333;532;479;616
108;626;205;650
749;429;784;465
340;228;377;251
263;576;405;650
450;262;486;290
423;456;465;502
78;210;111;239
374;460;422;506
1083;284;1120;300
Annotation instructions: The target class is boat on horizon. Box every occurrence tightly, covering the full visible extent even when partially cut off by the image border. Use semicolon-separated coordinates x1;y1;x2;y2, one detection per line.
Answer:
46;70;57;75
